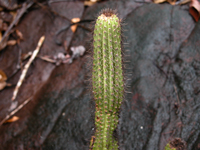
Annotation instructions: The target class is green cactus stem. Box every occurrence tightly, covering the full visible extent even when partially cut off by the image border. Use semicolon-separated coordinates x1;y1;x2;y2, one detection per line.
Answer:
91;9;124;150
164;138;187;150
164;144;176;150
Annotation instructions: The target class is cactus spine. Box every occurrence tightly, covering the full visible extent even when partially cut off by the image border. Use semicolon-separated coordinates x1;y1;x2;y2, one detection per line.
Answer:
91;9;123;150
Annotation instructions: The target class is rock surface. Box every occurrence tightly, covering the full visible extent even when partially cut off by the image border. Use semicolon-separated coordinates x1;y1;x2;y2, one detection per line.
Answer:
0;1;199;150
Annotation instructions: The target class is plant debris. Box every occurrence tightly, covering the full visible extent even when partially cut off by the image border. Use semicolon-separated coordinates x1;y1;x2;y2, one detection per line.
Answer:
11;36;45;101
3;116;19;123
189;0;200;21
0;97;32;126
0;1;33;51
71;18;80;33
69;45;85;63
0;70;8;90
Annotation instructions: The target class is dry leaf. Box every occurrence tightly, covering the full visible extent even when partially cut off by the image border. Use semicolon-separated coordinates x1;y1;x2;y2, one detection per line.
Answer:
71;24;78;33
0;81;6;90
84;1;96;6
154;0;176;5
0;35;8;51
4;116;19;123
16;29;23;40
167;0;177;5
71;18;80;33
0;70;7;90
71;18;80;23
84;1;94;6
153;0;166;4
190;0;200;22
7;40;17;46
0;70;7;81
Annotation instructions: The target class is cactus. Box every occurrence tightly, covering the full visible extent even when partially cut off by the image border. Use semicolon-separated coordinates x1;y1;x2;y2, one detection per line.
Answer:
90;9;124;150
164;138;187;150
164;144;176;150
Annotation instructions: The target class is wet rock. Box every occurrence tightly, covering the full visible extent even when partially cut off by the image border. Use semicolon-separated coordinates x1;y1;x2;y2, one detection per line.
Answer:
119;3;198;150
0;1;199;150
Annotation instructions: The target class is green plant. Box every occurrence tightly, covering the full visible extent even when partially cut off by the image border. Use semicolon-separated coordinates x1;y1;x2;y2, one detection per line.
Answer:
164;144;176;150
90;9;124;150
164;138;186;150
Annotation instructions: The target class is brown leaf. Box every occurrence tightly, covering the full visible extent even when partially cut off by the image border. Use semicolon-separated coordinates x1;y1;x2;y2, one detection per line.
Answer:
190;0;200;22
7;40;17;46
16;29;23;40
4;116;19;123
153;0;166;4
167;0;177;5
0;69;7;81
0;81;6;90
154;0;177;5
84;1;97;6
70;18;80;33
71;18;80;23
71;24;78;33
0;35;8;51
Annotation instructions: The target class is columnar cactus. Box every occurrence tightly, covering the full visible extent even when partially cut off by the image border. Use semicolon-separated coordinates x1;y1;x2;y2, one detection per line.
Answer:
90;9;124;150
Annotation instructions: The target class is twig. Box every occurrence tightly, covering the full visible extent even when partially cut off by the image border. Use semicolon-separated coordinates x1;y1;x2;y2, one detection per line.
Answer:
38;55;56;63
0;97;32;126
78;24;92;32
11;36;45;101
